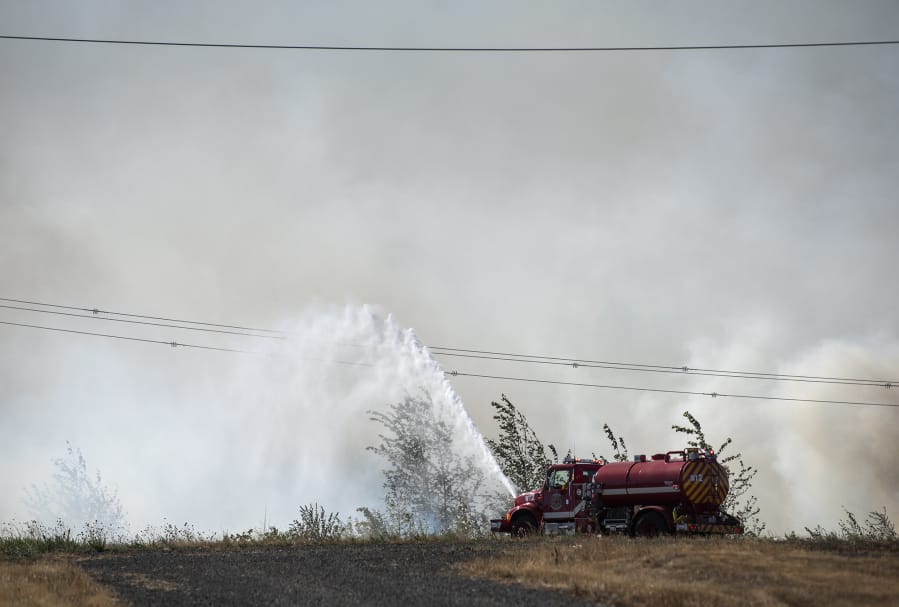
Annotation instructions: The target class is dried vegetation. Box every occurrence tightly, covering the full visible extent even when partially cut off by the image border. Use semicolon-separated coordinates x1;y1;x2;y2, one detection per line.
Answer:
459;535;899;607
0;557;118;606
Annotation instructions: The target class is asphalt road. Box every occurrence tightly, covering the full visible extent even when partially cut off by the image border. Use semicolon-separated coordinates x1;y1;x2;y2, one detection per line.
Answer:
80;541;597;606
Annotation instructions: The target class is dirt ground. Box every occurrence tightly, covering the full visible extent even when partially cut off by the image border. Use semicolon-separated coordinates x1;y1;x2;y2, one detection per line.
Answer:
77;540;598;606
12;536;896;606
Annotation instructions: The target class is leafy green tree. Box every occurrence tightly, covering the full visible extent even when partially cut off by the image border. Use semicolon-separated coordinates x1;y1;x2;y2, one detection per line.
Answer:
672;411;765;535
368;393;485;535
485;395;557;492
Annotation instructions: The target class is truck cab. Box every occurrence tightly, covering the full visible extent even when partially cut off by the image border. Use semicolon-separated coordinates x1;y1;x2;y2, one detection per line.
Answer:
490;458;604;536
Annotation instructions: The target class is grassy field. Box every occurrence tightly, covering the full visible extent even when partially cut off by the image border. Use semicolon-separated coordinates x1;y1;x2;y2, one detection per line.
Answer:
460;535;899;607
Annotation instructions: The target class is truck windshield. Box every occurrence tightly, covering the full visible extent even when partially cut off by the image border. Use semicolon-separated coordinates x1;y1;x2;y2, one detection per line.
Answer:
549;469;571;488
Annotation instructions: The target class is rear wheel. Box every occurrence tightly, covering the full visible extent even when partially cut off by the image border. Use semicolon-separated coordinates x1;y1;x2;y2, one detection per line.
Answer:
511;514;537;538
633;511;668;537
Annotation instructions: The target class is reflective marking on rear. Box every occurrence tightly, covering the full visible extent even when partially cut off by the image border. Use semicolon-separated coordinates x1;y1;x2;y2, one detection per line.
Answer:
682;460;728;506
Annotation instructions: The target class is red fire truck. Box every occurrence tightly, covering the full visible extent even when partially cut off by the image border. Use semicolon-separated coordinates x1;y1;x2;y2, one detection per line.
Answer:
490;448;743;536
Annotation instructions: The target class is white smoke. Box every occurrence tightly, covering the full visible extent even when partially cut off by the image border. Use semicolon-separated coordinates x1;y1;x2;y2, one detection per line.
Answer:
14;305;513;532
669;329;899;534
1;2;896;540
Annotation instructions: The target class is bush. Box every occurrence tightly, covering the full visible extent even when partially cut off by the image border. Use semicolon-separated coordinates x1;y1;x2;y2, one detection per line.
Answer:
78;520;108;552
804;507;898;546
288;503;343;541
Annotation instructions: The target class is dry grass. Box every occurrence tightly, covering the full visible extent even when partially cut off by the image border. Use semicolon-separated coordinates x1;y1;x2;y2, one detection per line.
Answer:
460;536;899;607
0;557;118;606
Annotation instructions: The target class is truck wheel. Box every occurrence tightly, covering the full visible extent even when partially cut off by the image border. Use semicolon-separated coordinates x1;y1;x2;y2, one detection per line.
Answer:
511;515;537;538
633;512;668;537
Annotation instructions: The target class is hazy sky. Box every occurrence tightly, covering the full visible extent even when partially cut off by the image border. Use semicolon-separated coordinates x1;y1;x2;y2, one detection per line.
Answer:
1;1;898;534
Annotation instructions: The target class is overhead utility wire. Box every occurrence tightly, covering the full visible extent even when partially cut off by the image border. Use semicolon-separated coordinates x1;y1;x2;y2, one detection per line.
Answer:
426;350;889;387
1;35;898;52
0;320;372;367
0;304;283;339
0;297;283;334
426;347;896;387
2;296;895;387
0;320;255;354
1;319;895;408
443;371;899;409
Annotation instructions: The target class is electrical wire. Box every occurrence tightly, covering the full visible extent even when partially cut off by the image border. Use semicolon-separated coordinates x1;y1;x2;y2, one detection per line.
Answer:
0;320;373;367
443;371;899;409
426;349;891;387
1;34;898;52
0;297;283;333
2;296;896;387
0;304;283;339
0;320;257;354
0;319;895;409
426;346;897;385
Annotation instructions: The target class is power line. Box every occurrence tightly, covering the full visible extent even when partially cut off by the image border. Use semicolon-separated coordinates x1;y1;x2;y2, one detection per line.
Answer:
0;320;373;367
0;320;257;354
431;346;897;384
2;296;896;387
430;346;682;371
0;297;283;333
426;349;890;387
1;319;896;409
0;304;283;339
2;34;898;52
429;348;898;387
444;371;899;409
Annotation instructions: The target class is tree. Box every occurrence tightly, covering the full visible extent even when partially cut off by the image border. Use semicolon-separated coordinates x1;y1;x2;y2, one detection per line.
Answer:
672;411;765;535
368;393;486;535
485;394;557;492
24;442;128;536
602;423;629;462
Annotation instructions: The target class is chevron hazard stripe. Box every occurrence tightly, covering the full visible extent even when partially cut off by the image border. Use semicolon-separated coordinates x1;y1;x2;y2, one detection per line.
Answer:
676;523;743;534
681;460;728;506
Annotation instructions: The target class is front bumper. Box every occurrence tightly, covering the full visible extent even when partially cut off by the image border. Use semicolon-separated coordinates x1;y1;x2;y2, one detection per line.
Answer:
490;518;512;534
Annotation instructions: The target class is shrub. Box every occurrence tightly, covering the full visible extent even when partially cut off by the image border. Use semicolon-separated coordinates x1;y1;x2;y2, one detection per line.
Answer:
805;507;898;545
288;503;343;541
78;521;108;552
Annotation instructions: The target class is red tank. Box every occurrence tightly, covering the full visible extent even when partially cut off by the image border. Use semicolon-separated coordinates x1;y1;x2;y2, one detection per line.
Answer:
594;450;729;510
